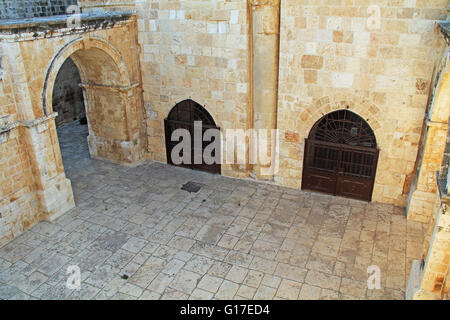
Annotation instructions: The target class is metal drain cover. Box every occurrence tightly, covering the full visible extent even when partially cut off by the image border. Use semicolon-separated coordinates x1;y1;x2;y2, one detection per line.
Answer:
181;181;204;193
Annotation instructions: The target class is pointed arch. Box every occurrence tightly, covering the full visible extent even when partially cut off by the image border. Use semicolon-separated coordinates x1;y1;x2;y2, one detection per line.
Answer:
42;36;132;116
308;109;377;149
164;99;221;174
302;108;379;201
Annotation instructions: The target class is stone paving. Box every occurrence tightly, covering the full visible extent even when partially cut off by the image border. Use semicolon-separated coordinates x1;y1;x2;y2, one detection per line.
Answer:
0;121;428;300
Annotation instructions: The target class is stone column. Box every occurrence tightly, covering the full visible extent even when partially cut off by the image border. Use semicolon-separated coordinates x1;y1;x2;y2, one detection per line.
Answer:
249;0;280;180
20;114;75;221
80;82;145;165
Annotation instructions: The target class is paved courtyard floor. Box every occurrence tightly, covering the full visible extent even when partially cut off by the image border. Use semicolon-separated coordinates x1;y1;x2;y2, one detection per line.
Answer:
0;122;427;300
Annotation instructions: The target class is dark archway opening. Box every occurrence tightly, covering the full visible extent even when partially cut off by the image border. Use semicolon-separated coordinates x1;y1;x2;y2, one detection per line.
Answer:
164;99;221;174
52;57;86;128
302;109;379;201
53;57;89;172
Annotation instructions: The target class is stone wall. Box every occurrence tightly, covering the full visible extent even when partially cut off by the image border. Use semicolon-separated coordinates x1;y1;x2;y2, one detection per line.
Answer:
0;124;41;245
0;46;16;120
441;117;450;181
0;1;449;249
136;0;250;177
52;57;85;128
0;37;41;245
411;189;450;299
0;0;78;19
275;0;448;207
134;0;448;204
407;43;449;222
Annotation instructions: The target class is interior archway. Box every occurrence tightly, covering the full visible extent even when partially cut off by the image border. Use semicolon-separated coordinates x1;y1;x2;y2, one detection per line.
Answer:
302;109;379;201
44;38;143;165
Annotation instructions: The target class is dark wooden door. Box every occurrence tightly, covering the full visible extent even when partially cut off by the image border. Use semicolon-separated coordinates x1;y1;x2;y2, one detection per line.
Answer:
164;100;221;174
302;110;379;201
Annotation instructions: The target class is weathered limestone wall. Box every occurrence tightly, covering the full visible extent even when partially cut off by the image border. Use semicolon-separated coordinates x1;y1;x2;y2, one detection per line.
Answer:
136;0;250;178
0;41;42;246
0;46;18;120
16;17;145;164
52;57;86;127
0;14;145;246
0;0;78;19
412;53;450;298
275;0;448;207
408;47;449;222
422;197;450;297
0;124;41;246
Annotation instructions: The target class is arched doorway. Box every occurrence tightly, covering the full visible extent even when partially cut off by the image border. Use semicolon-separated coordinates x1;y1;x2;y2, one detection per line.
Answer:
302;109;379;201
52;57;86;128
164;99;221;174
43;38;144;165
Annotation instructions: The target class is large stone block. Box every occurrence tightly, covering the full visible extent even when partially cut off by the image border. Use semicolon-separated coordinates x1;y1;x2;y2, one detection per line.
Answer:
301;55;324;69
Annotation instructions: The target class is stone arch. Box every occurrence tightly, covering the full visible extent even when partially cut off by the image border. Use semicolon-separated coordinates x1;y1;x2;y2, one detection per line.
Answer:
278;95;386;198
299;96;382;143
167;99;218;127
42;36;131;116
307;109;378;148
43;36;143;165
